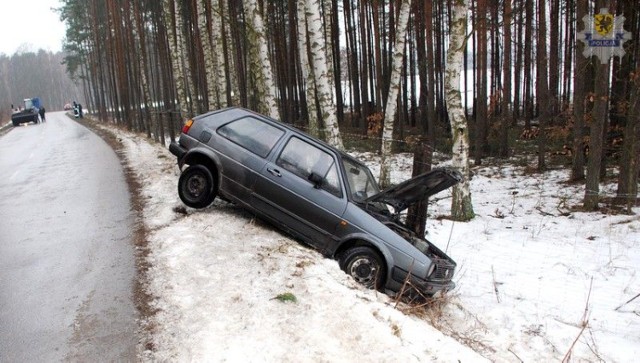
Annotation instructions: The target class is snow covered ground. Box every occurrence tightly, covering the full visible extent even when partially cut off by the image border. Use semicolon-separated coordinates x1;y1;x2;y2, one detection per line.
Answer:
99;123;638;362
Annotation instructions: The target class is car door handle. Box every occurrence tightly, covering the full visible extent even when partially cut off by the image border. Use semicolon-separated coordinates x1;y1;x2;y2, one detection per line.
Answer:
267;168;281;177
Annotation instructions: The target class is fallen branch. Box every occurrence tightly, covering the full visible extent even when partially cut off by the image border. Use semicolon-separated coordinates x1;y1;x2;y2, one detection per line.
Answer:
508;347;524;363
562;277;593;363
535;206;555;217
491;265;501;303
614;292;640;311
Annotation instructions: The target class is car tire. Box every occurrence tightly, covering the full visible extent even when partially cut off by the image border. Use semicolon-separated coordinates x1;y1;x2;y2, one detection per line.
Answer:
178;164;217;208
339;246;386;289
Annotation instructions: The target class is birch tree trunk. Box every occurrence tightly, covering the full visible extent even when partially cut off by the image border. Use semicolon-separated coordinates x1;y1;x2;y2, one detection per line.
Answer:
304;0;343;149
217;0;238;106
132;0;153;139
379;0;411;188
322;0;335;97
210;0;229;109
445;0;475;221
197;0;218;110
164;0;189;119
244;0;279;119
296;0;319;137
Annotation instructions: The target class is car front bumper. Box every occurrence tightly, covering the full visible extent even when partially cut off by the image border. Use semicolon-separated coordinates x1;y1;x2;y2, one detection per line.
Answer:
391;267;455;297
169;141;187;167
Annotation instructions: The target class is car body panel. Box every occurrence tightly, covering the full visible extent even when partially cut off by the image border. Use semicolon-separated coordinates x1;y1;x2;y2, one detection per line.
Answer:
169;107;460;297
252;159;347;250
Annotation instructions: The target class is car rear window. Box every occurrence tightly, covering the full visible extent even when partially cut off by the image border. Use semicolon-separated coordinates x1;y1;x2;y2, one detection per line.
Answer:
217;117;284;157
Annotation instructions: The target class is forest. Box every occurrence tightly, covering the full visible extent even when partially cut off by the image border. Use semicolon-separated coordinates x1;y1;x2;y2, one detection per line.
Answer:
0;50;83;122
56;0;639;218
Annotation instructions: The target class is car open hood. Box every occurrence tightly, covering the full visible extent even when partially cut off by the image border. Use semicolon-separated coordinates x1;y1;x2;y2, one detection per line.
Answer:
365;167;463;212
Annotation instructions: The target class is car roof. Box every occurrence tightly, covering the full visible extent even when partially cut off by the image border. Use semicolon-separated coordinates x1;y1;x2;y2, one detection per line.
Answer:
208;107;360;163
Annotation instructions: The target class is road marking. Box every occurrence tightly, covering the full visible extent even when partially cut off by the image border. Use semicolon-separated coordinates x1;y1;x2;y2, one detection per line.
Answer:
10;170;19;180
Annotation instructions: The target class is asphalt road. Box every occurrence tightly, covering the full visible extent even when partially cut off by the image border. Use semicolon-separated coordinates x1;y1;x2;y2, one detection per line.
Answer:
0;112;137;361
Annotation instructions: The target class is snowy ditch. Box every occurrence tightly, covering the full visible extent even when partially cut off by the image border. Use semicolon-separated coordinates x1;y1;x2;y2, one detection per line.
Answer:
94;121;638;362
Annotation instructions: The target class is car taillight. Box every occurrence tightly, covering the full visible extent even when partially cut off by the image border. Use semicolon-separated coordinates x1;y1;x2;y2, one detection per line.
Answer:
182;119;194;134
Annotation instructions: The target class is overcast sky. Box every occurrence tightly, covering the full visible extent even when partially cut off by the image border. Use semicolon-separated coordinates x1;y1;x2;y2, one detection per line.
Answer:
0;0;66;55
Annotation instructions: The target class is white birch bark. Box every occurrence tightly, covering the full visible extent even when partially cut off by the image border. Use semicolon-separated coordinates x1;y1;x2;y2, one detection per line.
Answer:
216;1;238;105
244;0;279;119
131;1;153;139
176;1;196;116
322;0;335;97
304;0;343;149
379;0;411;188
197;0;218;110
296;0;319;136
211;0;229;107
445;0;475;220
163;0;189;118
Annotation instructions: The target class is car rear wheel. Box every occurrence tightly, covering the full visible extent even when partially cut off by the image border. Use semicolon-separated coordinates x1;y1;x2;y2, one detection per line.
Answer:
339;246;385;289
178;164;217;208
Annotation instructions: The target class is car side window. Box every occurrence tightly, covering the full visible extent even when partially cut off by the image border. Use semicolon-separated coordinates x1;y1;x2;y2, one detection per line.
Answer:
217;117;284;158
276;137;342;197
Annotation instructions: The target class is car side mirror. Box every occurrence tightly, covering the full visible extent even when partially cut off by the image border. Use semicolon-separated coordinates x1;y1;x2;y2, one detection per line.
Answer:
308;172;323;189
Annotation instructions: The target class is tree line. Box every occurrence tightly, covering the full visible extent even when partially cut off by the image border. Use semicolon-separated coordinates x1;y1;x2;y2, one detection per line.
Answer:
57;0;639;218
0;50;83;122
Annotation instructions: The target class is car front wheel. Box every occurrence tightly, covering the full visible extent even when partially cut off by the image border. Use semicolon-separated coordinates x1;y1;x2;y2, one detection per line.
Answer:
339;246;385;289
178;164;217;208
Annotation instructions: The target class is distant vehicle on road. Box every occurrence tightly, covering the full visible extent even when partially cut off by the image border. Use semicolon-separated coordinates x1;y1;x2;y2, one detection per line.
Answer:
11;98;41;126
169;107;461;299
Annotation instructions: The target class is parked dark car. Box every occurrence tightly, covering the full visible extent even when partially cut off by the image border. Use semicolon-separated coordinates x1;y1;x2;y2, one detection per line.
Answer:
169;107;461;298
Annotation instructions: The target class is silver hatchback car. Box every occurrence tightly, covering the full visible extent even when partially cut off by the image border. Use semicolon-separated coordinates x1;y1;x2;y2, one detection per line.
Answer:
169;107;461;298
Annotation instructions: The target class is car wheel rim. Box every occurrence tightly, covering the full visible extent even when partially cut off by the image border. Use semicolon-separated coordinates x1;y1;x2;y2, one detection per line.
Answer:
187;174;206;197
349;258;377;286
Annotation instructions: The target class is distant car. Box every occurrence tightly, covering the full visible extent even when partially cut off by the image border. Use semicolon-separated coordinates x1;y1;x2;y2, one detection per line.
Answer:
169;107;461;298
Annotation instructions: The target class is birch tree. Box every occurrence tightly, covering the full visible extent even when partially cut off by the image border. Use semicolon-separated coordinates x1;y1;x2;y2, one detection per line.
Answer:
164;0;190;118
210;0;229;108
296;0;319;136
132;0;153;139
303;0;343;149
379;0;411;188
244;0;279;119
445;0;475;221
196;0;218;110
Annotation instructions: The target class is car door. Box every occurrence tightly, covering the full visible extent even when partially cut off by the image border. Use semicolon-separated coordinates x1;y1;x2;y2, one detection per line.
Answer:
251;135;348;251
214;116;285;205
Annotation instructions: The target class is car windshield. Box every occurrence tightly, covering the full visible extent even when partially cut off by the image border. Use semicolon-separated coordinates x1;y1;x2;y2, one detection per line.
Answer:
342;158;380;202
